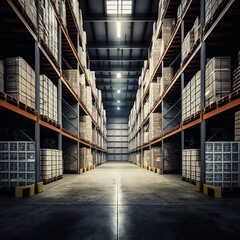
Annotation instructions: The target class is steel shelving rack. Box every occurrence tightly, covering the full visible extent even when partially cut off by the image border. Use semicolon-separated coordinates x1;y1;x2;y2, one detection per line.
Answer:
0;0;107;185
129;0;240;185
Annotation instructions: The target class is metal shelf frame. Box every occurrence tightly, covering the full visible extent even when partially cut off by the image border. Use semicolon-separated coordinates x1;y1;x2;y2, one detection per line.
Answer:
0;0;108;180
129;0;240;186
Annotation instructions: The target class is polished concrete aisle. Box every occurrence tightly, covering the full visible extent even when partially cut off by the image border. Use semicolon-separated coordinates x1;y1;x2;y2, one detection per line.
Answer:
0;162;240;240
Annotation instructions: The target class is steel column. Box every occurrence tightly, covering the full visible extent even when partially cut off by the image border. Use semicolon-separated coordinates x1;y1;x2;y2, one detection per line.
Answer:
200;0;206;185
181;20;185;167
35;0;40;184
58;24;63;153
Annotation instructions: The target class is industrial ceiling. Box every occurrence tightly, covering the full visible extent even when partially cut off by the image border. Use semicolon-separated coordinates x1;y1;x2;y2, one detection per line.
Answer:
79;0;159;117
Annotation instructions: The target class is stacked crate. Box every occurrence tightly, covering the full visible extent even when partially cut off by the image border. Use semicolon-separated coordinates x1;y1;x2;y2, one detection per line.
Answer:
40;75;58;122
58;0;67;29
149;82;161;110
0;60;4;92
162;18;175;47
193;17;200;44
136;153;140;165
144;99;150;119
86;86;92;115
0;141;35;188
182;29;194;61
80;115;92;143
205;142;240;188
160;67;173;96
205;0;224;25
92;128;97;146
150;39;163;77
149;112;162;141
62;69;84;97
40;149;63;181
182;149;200;181
80;147;93;169
205;57;231;106
143;150;151;167
144;127;149;144
39;0;58;61
5;57;35;109
63;144;78;173
16;0;37;28
182;71;201;120
177;0;188;20
151;146;162;169
235;111;240;141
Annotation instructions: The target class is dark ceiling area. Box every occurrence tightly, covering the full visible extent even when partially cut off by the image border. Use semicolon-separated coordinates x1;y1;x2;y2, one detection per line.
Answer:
79;0;159;117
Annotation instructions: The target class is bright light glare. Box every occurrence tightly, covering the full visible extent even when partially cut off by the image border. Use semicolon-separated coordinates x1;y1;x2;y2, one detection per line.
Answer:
106;0;132;14
117;90;121;93
117;20;121;38
117;72;121;78
117;107;120;110
117;100;120;103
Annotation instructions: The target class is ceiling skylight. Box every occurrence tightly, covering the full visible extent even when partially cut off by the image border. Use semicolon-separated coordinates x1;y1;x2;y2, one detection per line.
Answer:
106;0;132;15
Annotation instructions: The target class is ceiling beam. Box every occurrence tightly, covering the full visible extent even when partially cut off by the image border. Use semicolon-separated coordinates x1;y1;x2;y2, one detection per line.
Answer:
96;81;138;86
87;42;149;49
101;89;137;93
95;75;139;80
103;101;134;105
91;66;141;72
90;58;146;62
103;93;136;98
98;87;138;91
83;14;157;22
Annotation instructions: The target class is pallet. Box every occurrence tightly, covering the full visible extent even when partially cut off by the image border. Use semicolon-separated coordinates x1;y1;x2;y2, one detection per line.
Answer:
181;176;196;185
183;111;201;125
39;115;60;128
0;92;36;115
204;92;239;114
43;175;62;184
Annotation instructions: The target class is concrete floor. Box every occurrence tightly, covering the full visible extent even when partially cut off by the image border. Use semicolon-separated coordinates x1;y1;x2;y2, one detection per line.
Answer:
0;162;240;240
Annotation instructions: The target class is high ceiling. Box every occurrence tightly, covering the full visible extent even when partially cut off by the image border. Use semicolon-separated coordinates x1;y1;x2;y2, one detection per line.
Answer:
79;0;159;117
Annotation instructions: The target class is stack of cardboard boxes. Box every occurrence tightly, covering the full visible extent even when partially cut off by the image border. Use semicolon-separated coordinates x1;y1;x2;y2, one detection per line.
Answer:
40;75;58;122
5;57;35;109
205;57;231;106
182;149;200;181
40;149;63;181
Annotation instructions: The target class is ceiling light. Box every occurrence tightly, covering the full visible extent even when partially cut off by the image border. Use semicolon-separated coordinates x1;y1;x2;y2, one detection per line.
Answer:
117;90;121;93
106;0;132;15
117;20;121;38
117;100;120;103
117;107;120;110
117;72;121;78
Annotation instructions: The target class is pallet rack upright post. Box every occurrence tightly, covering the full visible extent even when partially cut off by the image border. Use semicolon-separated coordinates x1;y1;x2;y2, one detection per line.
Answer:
35;0;40;185
58;19;63;173
200;0;206;186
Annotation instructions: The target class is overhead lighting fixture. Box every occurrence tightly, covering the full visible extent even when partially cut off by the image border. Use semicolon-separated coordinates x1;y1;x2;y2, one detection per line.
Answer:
117;107;120;110
117;72;121;78
106;0;132;15
117;90;121;93
117;100;120;103
117;20;121;38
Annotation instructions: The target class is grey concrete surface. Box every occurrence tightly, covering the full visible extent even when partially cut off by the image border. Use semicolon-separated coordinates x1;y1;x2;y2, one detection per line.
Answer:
0;162;240;240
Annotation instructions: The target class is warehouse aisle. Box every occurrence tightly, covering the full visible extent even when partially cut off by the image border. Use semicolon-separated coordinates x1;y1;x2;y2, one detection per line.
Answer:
0;162;240;240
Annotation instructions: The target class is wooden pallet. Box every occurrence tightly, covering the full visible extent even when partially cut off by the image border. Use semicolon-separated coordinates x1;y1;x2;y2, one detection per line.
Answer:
43;175;62;184
181;176;196;185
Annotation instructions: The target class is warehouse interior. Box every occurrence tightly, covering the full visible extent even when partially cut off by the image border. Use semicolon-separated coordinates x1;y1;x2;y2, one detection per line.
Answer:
0;0;240;239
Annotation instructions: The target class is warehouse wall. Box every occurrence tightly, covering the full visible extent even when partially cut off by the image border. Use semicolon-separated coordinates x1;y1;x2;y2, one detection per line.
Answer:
107;118;128;161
